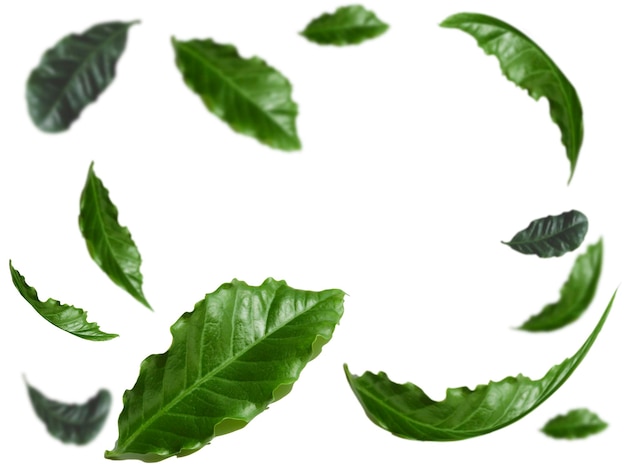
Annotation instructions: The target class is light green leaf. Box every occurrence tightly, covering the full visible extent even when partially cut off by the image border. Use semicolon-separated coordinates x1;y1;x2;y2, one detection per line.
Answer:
26;21;138;132
78;162;151;309
344;290;616;441
105;278;345;462
502;210;588;258
10;260;117;341
440;13;583;184
301;5;389;46
172;37;300;151
26;379;111;445
519;239;602;331
542;408;608;439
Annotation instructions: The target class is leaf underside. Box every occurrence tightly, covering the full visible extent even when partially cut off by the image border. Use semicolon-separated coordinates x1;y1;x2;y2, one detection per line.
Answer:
344;290;616;441
26;380;111;445
10;261;117;341
26;21;137;132
301;5;389;46
542;408;608;439
172;37;301;151
519;239;602;331
78;162;151;309
440;12;583;184
105;278;345;462
503;209;588;258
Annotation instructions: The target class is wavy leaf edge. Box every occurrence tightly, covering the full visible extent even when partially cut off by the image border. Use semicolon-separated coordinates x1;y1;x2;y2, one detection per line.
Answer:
9;260;118;340
440;12;583;184
344;289;616;441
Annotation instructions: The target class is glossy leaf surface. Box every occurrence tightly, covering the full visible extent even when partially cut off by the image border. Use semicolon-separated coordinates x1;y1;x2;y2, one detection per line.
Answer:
440;13;583;183
106;278;344;462
79;162;151;309
10;261;117;341
519;239;602;331
502;210;588;258
27;21;137;132
344;290;616;441
26;380;111;444
301;5;389;46
542;408;608;439
172;37;300;151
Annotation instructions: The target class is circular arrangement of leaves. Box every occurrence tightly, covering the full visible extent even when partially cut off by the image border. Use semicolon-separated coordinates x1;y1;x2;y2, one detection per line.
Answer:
5;2;620;468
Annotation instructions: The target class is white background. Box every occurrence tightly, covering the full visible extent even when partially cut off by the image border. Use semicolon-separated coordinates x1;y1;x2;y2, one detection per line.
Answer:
1;0;624;468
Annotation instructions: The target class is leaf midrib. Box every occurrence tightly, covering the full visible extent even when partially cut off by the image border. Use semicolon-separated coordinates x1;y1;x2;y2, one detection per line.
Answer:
117;288;338;454
304;23;386;35
509;219;586;246
86;169;142;301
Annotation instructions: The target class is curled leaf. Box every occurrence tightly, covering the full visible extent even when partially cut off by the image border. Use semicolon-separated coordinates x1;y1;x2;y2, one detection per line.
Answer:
542;408;608;439
26;379;111;445
301;5;389;46
502;210;588;258
440;13;583;184
172;37;300;151
519;239;602;331
27;21;138;132
106;278;345;462
344;290;616;441
10;260;117;341
79;162;151;309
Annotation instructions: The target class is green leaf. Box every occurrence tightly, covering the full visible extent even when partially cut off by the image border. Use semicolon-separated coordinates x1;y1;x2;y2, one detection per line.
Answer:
105;278;344;462
78;162;151;309
171;37;301;151
344;290;616;441
502;210;588;258
26;21;138;132
26;379;111;445
440;13;583;184
542;408;608;439
300;5;389;46
519;239;603;331
10;260;118;341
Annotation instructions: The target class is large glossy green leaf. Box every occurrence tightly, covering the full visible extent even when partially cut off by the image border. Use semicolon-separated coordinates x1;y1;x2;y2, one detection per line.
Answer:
26;21;138;132
344;290;616;441
542;408;608;439
172;37;300;151
79;162;151;309
519;239;602;331
502;210;588;258
26;379;112;445
300;5;389;46
105;278;344;462
440;13;583;184
10;261;117;341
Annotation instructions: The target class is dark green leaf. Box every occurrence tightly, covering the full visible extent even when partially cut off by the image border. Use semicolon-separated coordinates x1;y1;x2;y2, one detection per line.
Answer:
502;210;588;258
26;379;111;445
542;408;608;439
105;278;344;462
172;37;301;151
78;162;151;309
300;5;389;46
10;260;117;341
519;239;602;331
344;290;616;441
26;21;138;132
440;13;583;184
